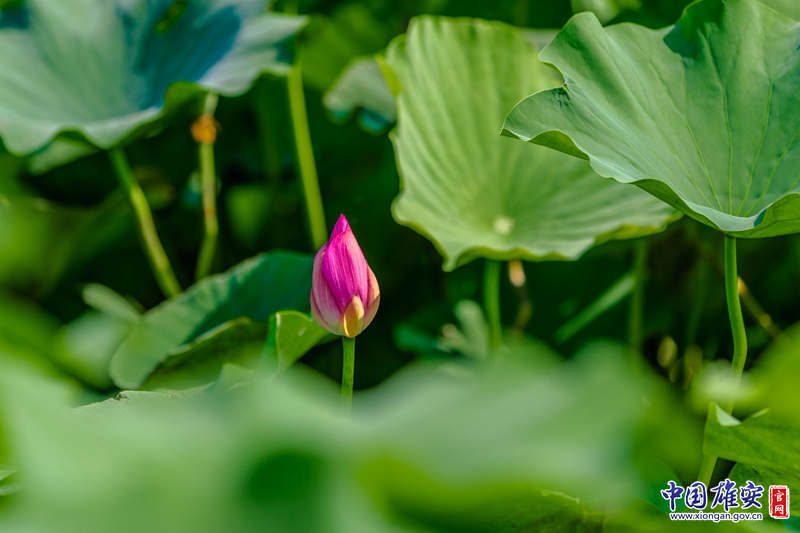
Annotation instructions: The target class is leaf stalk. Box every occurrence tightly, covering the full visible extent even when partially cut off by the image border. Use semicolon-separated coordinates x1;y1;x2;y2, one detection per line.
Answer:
698;235;748;485
483;260;502;350
287;57;327;250
194;92;220;281
628;239;648;356
109;147;181;298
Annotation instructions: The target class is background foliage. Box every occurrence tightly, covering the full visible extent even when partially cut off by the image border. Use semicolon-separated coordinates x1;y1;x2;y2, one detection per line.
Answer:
0;0;798;531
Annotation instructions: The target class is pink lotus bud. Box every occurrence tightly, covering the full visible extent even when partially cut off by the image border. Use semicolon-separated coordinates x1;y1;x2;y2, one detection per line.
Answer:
311;215;380;338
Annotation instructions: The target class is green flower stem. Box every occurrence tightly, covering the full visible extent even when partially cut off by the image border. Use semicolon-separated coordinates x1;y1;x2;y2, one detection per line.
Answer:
628;239;648;356
698;235;748;486
483;260;502;350
723;236;749;404
287;57;327;250
690;235;779;339
109;147;181;298
341;336;355;409
195;93;220;281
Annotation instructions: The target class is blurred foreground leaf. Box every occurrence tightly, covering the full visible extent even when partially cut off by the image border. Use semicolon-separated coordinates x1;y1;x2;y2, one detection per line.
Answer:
0;294;73;380
0;339;709;532
50;286;142;390
56;311;132;390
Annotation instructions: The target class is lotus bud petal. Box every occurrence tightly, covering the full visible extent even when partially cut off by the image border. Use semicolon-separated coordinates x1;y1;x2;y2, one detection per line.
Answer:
311;215;380;337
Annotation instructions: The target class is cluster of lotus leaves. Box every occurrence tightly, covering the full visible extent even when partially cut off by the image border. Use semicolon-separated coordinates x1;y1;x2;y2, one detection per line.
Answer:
503;0;800;239
384;16;677;271
0;0;305;155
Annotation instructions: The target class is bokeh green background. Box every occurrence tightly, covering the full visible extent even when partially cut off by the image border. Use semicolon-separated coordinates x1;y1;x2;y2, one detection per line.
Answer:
1;0;799;531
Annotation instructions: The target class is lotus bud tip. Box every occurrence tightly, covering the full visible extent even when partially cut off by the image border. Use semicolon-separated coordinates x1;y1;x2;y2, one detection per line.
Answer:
310;215;379;338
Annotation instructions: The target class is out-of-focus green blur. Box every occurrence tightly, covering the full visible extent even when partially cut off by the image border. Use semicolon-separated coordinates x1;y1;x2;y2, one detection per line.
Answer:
1;0;799;531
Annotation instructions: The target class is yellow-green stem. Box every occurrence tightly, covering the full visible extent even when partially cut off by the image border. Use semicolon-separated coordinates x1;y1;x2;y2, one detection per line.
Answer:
287;58;327;249
109;148;181;298
483;260;502;350
698;235;748;486
341;336;355;410
195;93;220;281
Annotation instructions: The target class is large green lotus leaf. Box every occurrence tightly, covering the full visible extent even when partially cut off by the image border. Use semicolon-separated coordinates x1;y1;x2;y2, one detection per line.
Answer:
0;0;305;155
503;0;800;238
386;17;675;271
110;251;313;390
763;0;800;18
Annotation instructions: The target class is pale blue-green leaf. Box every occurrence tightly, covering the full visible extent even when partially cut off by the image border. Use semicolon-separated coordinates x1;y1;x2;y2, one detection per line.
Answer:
26;138;99;175
0;0;306;154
